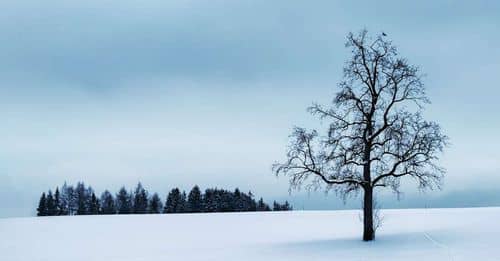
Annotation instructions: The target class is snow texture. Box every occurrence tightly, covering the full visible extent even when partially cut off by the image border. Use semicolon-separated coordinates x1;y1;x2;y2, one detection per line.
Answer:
1;207;499;260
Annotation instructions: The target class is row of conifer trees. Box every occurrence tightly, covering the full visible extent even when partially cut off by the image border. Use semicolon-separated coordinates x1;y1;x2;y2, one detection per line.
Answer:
36;182;292;216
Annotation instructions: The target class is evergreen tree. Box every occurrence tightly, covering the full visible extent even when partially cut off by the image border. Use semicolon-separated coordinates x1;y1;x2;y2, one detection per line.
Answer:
272;201;292;211
283;201;292;211
89;192;100;215
247;191;257;211
218;189;232;212
76;182;90;215
37;192;47;216
59;183;69;215
179;191;187;213
257;198;271;211
68;186;78;215
133;182;149;214
164;188;183;213
233;188;244;211
148;193;162;214
100;190;116;214
54;187;61;215
46;190;57;216
116;187;132;214
187;185;202;213
273;201;281;211
60;182;76;215
202;188;217;212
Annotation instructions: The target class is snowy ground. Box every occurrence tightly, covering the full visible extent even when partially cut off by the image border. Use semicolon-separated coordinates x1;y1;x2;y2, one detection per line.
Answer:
1;207;499;261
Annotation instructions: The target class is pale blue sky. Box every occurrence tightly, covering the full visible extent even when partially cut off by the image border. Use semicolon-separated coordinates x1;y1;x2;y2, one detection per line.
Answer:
1;0;499;217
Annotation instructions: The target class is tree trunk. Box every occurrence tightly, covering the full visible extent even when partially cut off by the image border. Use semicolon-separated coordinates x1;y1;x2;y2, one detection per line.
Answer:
363;185;375;241
362;130;374;241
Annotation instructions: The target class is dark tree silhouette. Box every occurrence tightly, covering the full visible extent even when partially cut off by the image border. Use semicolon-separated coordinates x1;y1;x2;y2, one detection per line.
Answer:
187;185;202;213
247;191;257;211
164;188;183;213
203;188;217;212
100;190;116;214
133;183;149;214
283;201;292;211
46;190;57;216
273;30;447;241
273;201;292;211
37;192;47;216
148;193;163;214
36;183;291;216
89;192;100;215
179;191;187;213
76;182;89;215
256;198;271;211
54;187;61;215
116;187;132;214
233;188;244;211
60;183;76;215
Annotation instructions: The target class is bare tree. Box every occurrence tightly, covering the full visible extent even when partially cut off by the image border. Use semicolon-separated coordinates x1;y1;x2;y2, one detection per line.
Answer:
273;30;448;241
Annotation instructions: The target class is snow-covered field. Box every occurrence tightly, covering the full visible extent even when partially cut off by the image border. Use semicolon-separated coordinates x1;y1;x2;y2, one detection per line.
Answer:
1;207;499;261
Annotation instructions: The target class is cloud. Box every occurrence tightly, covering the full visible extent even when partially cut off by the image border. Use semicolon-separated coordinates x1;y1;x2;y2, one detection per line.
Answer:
0;0;499;217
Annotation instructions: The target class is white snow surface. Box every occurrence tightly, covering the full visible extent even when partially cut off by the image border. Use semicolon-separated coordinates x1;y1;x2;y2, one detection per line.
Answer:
1;207;499;261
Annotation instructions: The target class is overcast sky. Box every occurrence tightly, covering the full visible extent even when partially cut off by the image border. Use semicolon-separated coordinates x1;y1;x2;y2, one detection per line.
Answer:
1;0;499;217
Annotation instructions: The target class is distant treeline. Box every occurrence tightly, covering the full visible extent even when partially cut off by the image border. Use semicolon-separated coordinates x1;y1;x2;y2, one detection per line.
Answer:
36;182;292;216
